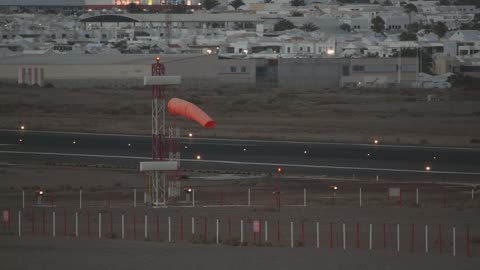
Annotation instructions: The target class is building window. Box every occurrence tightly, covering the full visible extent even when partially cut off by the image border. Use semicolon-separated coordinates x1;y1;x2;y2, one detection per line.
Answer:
352;65;365;72
287;47;291;53
343;65;350;76
241;66;246;73
307;47;311;52
230;66;237;73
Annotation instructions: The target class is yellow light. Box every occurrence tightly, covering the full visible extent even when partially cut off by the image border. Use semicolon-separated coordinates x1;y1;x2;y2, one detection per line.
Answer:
277;167;282;173
327;49;335;55
148;0;153;5
155;56;160;62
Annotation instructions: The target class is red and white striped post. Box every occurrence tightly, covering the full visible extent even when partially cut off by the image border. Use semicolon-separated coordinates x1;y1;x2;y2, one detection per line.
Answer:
133;213;137;240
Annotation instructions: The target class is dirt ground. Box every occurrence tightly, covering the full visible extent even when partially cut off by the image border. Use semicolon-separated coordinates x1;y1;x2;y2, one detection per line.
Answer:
1;84;480;147
1;163;479;269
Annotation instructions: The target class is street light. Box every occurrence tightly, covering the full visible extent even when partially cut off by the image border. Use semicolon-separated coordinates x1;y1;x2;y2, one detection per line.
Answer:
374;139;379;144
196;155;201;160
20;125;25;130
188;132;193;138
425;166;431;171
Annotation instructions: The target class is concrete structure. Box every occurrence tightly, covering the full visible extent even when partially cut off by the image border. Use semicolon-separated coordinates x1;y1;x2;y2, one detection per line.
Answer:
0;54;256;88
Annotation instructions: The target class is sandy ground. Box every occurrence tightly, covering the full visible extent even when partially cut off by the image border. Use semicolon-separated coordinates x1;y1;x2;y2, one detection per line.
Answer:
0;238;479;270
1;85;479;147
0;163;479;270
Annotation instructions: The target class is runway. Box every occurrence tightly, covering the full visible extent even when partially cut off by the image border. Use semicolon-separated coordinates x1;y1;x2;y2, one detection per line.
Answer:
1;129;479;182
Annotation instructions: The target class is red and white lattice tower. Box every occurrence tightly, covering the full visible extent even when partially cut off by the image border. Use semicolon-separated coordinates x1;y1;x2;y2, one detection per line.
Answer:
145;56;181;206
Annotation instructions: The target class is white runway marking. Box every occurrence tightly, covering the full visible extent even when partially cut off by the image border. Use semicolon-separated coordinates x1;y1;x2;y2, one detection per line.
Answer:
1;129;478;151
1;150;479;175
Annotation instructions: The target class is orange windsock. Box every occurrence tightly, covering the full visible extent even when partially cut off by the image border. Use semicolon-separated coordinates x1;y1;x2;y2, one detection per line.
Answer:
167;98;215;128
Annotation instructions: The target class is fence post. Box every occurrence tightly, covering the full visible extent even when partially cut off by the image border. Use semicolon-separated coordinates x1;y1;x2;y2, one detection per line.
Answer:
98;212;101;239
133;188;136;208
316;222;319;248
290;221;294;248
248;188;251;207
359;188;362;207
369;224;372;250
192;189;195;207
416;188;419;207
191;217;195;235
143;192;146;205
356;222;360;249
240;219;244;243
216;219;219;245
121;214;125;240
79;189;82;209
18;210;21;237
425;225;429;253
303;188;307;207
453;226;456;257
75;212;78;238
342;223;346;250
22;190;25;209
168;216;172;243
52;211;55;238
141;215;146;240
397;224;400;252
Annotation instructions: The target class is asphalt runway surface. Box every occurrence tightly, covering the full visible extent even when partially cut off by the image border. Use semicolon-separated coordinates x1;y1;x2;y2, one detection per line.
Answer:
1;129;480;182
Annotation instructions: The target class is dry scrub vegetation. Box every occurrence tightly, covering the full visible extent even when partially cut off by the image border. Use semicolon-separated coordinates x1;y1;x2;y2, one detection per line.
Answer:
1;84;479;146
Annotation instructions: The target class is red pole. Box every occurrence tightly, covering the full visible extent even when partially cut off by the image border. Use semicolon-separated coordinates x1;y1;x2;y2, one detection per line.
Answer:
439;224;442;253
301;222;305;245
383;223;386;250
203;216;207;242
443;191;446;208
42;210;46;236
180;216;184;241
156;215;159;241
259;220;262;245
64;210;67;237
329;222;333;248
87;210;90;237
466;226;471;257
133;213;136;240
411;223;415;252
228;217;232;241
356;222;360;249
31;209;34;236
277;220;280;242
109;212;113;234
